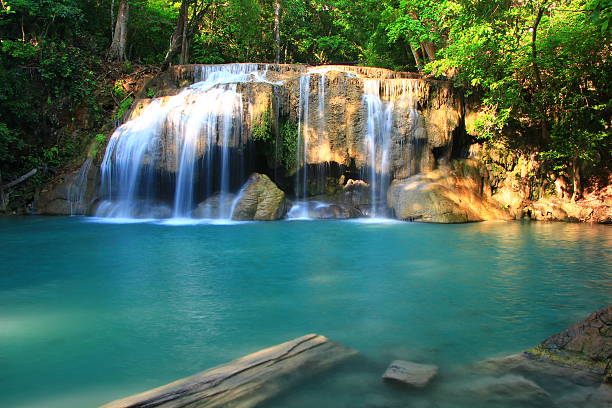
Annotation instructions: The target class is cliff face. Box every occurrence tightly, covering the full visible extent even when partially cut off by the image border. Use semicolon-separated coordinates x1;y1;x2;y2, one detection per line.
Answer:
127;64;462;180
35;63;608;222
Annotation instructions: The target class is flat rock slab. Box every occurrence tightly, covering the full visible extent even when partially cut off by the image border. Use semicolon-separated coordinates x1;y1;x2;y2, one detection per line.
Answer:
101;334;356;408
382;360;438;387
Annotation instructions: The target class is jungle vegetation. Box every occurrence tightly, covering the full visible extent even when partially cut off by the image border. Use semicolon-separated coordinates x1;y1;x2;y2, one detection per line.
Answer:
0;0;610;200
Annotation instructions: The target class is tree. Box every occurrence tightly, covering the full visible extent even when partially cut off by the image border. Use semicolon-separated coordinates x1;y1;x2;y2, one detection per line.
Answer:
162;0;213;69
108;0;129;61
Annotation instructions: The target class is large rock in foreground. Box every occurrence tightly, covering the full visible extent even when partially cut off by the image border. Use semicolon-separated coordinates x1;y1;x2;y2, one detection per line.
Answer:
387;159;510;223
527;305;611;383
479;305;611;388
101;334;356;408
232;173;289;221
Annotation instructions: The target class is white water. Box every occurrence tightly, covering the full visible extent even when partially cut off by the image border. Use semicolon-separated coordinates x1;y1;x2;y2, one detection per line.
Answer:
97;64;273;220
294;74;311;219
363;80;394;217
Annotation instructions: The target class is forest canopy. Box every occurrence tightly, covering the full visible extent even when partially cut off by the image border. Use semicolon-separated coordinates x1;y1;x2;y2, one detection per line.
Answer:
0;0;610;198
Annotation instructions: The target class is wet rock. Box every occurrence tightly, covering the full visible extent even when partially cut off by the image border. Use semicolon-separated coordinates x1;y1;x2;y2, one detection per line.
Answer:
101;334;356;408
382;360;438;387
288;200;362;219
466;375;554;407
232;173;288;221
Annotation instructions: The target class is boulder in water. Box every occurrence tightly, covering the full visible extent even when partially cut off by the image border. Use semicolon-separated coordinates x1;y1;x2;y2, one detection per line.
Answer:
382;360;438;387
232;173;288;221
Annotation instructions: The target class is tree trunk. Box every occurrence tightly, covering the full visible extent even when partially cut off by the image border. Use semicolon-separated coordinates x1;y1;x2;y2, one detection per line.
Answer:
422;41;436;61
110;0;115;41
162;0;189;70
108;0;129;61
274;1;281;64
179;7;190;65
0;168;5;211
409;43;423;70
571;157;581;202
531;6;545;90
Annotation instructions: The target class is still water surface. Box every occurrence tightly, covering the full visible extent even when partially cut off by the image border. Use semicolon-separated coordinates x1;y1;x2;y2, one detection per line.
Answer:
0;218;610;407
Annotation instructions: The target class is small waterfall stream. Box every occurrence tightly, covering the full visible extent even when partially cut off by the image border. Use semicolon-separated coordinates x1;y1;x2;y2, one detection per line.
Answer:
363;80;394;217
68;157;93;215
294;73;312;219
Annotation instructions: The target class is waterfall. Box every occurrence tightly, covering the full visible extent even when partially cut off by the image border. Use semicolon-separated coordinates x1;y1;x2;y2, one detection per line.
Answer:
294;74;311;218
96;64;265;219
68;157;93;215
362;80;394;217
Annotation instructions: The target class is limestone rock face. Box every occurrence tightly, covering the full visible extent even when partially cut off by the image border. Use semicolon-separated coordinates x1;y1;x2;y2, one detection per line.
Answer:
135;64;462;181
382;360;438;387
232;173;288;220
387;159;510;223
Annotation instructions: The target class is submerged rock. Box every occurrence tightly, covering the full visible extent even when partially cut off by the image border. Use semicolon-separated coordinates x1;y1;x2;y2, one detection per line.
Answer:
466;375;554;407
232;173;288;221
100;334;356;408
382;360;438;387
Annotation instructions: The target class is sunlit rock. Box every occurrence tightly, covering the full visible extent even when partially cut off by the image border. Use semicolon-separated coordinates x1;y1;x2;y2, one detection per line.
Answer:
387;159;510;223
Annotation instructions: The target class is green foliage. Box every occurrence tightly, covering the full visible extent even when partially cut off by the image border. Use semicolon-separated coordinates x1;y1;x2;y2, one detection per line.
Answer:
251;110;273;142
115;97;134;121
278;120;298;172
424;0;610;186
146;87;156;98
0;0;609;202
90;133;107;158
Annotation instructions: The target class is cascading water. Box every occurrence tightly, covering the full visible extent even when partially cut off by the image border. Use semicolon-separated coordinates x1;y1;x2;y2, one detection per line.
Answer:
293;74;312;219
68;157;93;215
362;80;394;217
96;64;272;220
91;63;438;222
